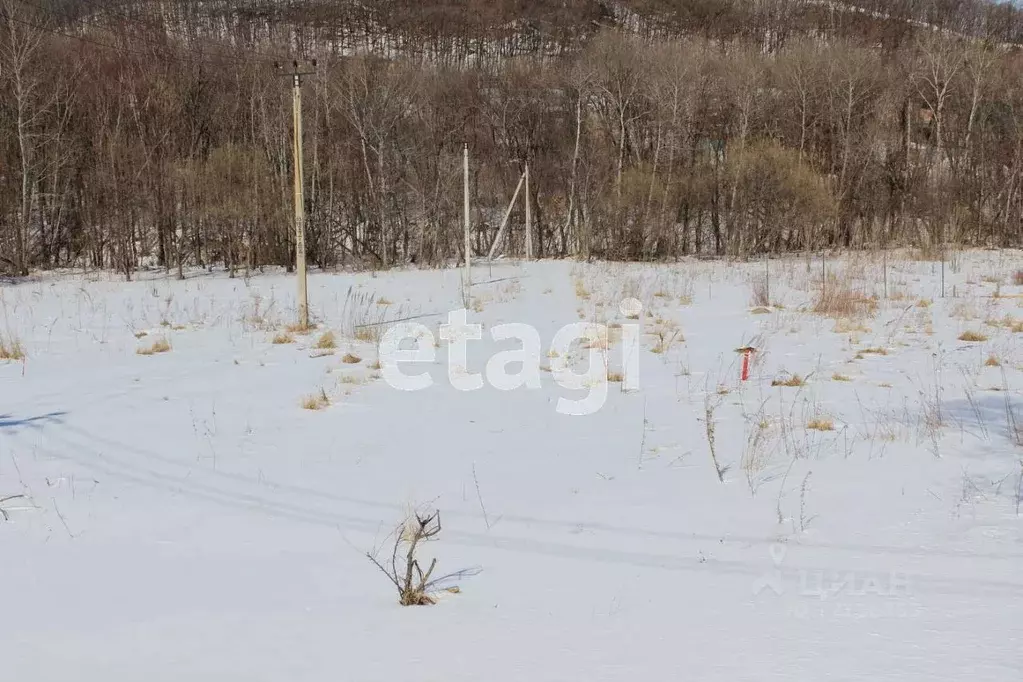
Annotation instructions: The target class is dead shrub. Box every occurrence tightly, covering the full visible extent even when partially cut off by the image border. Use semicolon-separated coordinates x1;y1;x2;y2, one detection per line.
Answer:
750;274;770;308
985;354;1001;367
367;510;447;606
342;352;362;364
272;332;295;345
704;393;727;483
740;404;773;496
1014;270;1023;286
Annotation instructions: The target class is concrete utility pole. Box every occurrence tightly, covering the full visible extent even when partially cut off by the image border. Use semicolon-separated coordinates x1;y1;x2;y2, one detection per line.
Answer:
277;60;316;328
524;161;532;260
463;143;471;307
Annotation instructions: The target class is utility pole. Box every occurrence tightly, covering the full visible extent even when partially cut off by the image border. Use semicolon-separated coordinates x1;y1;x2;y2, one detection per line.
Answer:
463;143;471;307
524;160;532;260
277;60;316;328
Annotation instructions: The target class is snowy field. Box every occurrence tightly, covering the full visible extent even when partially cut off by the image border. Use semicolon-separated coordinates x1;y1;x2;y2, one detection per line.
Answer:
2;252;1022;681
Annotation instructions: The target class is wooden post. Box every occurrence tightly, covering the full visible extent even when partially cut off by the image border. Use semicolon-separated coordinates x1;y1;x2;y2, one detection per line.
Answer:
821;251;826;300
883;248;888;299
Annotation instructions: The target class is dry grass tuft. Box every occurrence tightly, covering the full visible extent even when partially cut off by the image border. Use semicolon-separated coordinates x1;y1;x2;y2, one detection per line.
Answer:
315;331;338;349
950;300;983;321
354;326;382;343
832;373;852;381
272;332;295;345
574;278;591;300
985;354;1001;367
342;352;362;364
0;335;26;360
986;314;1023;332
133;330;149;339
807;417;835;431
749;275;770;308
606;370;625;383
860;347;888;355
650;327;683;354
301;388;330;410
376;297;393;306
834;319;871;334
813;275;877;319
958;330;988;342
136;337;171;355
771;373;806;387
286;322;317;334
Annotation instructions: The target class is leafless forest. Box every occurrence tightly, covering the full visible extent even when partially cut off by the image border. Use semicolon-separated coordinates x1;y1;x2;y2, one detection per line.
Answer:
2;0;1023;278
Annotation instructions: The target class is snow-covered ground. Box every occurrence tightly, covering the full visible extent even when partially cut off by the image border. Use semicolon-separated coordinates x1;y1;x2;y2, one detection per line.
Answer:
2;252;1021;681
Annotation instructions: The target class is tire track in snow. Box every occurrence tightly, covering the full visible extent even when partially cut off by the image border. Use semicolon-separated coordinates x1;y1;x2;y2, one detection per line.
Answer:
21;424;1023;600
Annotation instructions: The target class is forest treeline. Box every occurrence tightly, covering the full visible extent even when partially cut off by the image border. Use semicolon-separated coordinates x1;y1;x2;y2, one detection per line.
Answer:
2;0;1023;277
